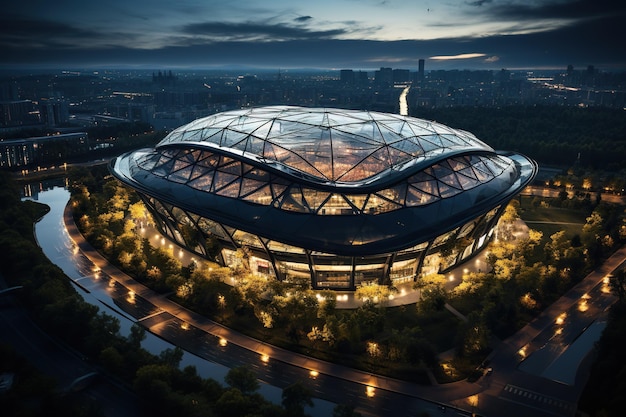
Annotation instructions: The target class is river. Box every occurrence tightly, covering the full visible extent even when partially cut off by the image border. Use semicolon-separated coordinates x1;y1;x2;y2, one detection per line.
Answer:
24;179;336;416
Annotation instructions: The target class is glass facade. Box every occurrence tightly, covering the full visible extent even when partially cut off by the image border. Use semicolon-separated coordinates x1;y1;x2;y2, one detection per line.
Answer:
111;106;537;290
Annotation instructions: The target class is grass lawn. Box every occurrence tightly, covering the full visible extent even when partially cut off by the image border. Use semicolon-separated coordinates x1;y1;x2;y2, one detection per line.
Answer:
518;195;589;245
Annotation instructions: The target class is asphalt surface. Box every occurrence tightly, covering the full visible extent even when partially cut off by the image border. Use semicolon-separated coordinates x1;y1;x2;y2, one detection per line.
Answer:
11;183;626;417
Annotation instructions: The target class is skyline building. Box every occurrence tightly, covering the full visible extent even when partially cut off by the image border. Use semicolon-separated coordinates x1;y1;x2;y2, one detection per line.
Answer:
110;106;537;290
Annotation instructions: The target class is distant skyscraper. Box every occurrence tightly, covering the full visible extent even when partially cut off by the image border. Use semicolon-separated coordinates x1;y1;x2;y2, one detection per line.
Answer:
418;59;425;85
340;69;355;84
356;71;369;84
392;69;410;83
374;67;393;85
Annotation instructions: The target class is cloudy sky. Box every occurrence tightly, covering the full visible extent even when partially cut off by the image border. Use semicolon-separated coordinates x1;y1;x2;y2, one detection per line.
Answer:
1;0;624;71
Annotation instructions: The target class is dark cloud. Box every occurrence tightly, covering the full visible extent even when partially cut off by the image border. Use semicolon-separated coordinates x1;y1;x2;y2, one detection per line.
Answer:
486;0;626;21
181;20;348;41
0;4;623;71
466;0;493;7
294;16;313;23
0;16;103;48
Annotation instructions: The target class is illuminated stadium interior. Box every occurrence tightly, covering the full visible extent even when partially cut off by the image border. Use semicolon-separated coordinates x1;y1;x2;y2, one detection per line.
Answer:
110;106;537;290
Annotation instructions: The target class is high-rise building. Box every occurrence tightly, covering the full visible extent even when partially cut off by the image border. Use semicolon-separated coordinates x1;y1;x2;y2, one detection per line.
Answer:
374;67;393;85
418;59;425;85
340;69;355;84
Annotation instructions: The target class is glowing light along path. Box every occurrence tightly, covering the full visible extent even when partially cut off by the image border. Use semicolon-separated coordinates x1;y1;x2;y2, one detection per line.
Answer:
399;86;410;116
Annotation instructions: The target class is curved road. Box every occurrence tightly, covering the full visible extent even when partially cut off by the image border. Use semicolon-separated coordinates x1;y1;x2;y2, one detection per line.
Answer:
30;188;626;417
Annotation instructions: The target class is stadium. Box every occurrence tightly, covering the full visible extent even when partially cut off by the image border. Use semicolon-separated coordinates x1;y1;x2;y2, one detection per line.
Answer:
110;106;537;290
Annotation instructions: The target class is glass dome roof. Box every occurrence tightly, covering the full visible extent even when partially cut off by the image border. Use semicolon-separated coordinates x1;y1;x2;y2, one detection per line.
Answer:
158;106;494;184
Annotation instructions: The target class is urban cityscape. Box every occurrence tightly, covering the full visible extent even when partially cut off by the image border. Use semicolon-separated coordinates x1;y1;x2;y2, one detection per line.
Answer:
1;60;625;417
1;2;626;417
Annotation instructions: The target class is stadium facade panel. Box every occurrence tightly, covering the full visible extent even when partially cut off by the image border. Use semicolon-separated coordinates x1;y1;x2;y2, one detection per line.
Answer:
110;106;537;290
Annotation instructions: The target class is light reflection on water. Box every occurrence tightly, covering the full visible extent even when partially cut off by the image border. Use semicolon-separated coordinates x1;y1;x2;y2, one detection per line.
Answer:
25;182;335;415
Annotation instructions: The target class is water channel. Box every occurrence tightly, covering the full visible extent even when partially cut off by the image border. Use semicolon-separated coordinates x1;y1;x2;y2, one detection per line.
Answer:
24;179;336;416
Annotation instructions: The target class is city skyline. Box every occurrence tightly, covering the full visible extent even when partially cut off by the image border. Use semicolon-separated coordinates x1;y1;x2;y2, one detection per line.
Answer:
1;0;625;71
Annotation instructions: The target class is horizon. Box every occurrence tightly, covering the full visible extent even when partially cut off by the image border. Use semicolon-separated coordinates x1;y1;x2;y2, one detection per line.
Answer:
2;1;625;72
1;64;624;76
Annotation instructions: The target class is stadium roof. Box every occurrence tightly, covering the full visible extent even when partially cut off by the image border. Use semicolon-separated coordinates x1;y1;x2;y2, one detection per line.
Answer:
157;106;494;186
111;106;537;256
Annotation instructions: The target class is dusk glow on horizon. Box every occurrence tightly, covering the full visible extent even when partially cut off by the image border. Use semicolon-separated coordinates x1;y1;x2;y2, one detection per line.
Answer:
1;1;624;70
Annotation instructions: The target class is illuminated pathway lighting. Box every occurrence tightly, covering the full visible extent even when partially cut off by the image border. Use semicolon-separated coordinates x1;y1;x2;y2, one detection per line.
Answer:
219;338;227;347
261;354;270;363
518;346;527;358
309;370;319;378
366;386;375;398
556;312;566;325
181;322;189;330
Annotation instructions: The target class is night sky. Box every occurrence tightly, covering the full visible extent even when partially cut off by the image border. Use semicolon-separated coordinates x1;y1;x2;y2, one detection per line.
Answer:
1;0;625;71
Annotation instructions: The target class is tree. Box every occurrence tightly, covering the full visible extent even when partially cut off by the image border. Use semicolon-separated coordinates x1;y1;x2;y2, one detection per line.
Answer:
282;381;314;417
355;283;396;305
129;201;148;221
215;388;254;417
333;404;362;417
224;365;259;395
610;269;626;302
159;346;184;368
418;284;446;312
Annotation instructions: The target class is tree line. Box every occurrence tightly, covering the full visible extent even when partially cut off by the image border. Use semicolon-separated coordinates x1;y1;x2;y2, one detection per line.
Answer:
413;105;626;170
0;169;362;416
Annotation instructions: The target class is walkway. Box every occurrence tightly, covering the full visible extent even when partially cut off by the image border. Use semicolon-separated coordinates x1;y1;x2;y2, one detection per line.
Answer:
63;204;467;415
63;203;626;416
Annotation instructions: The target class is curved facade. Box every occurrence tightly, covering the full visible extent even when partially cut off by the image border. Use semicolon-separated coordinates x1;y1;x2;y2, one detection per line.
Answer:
110;106;537;290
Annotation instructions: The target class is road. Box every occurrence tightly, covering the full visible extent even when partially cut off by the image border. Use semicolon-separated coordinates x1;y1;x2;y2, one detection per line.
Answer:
464;248;625;417
19;184;626;417
61;193;625;417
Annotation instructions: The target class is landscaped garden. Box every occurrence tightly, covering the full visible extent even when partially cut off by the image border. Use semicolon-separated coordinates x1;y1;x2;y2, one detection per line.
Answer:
66;163;626;385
